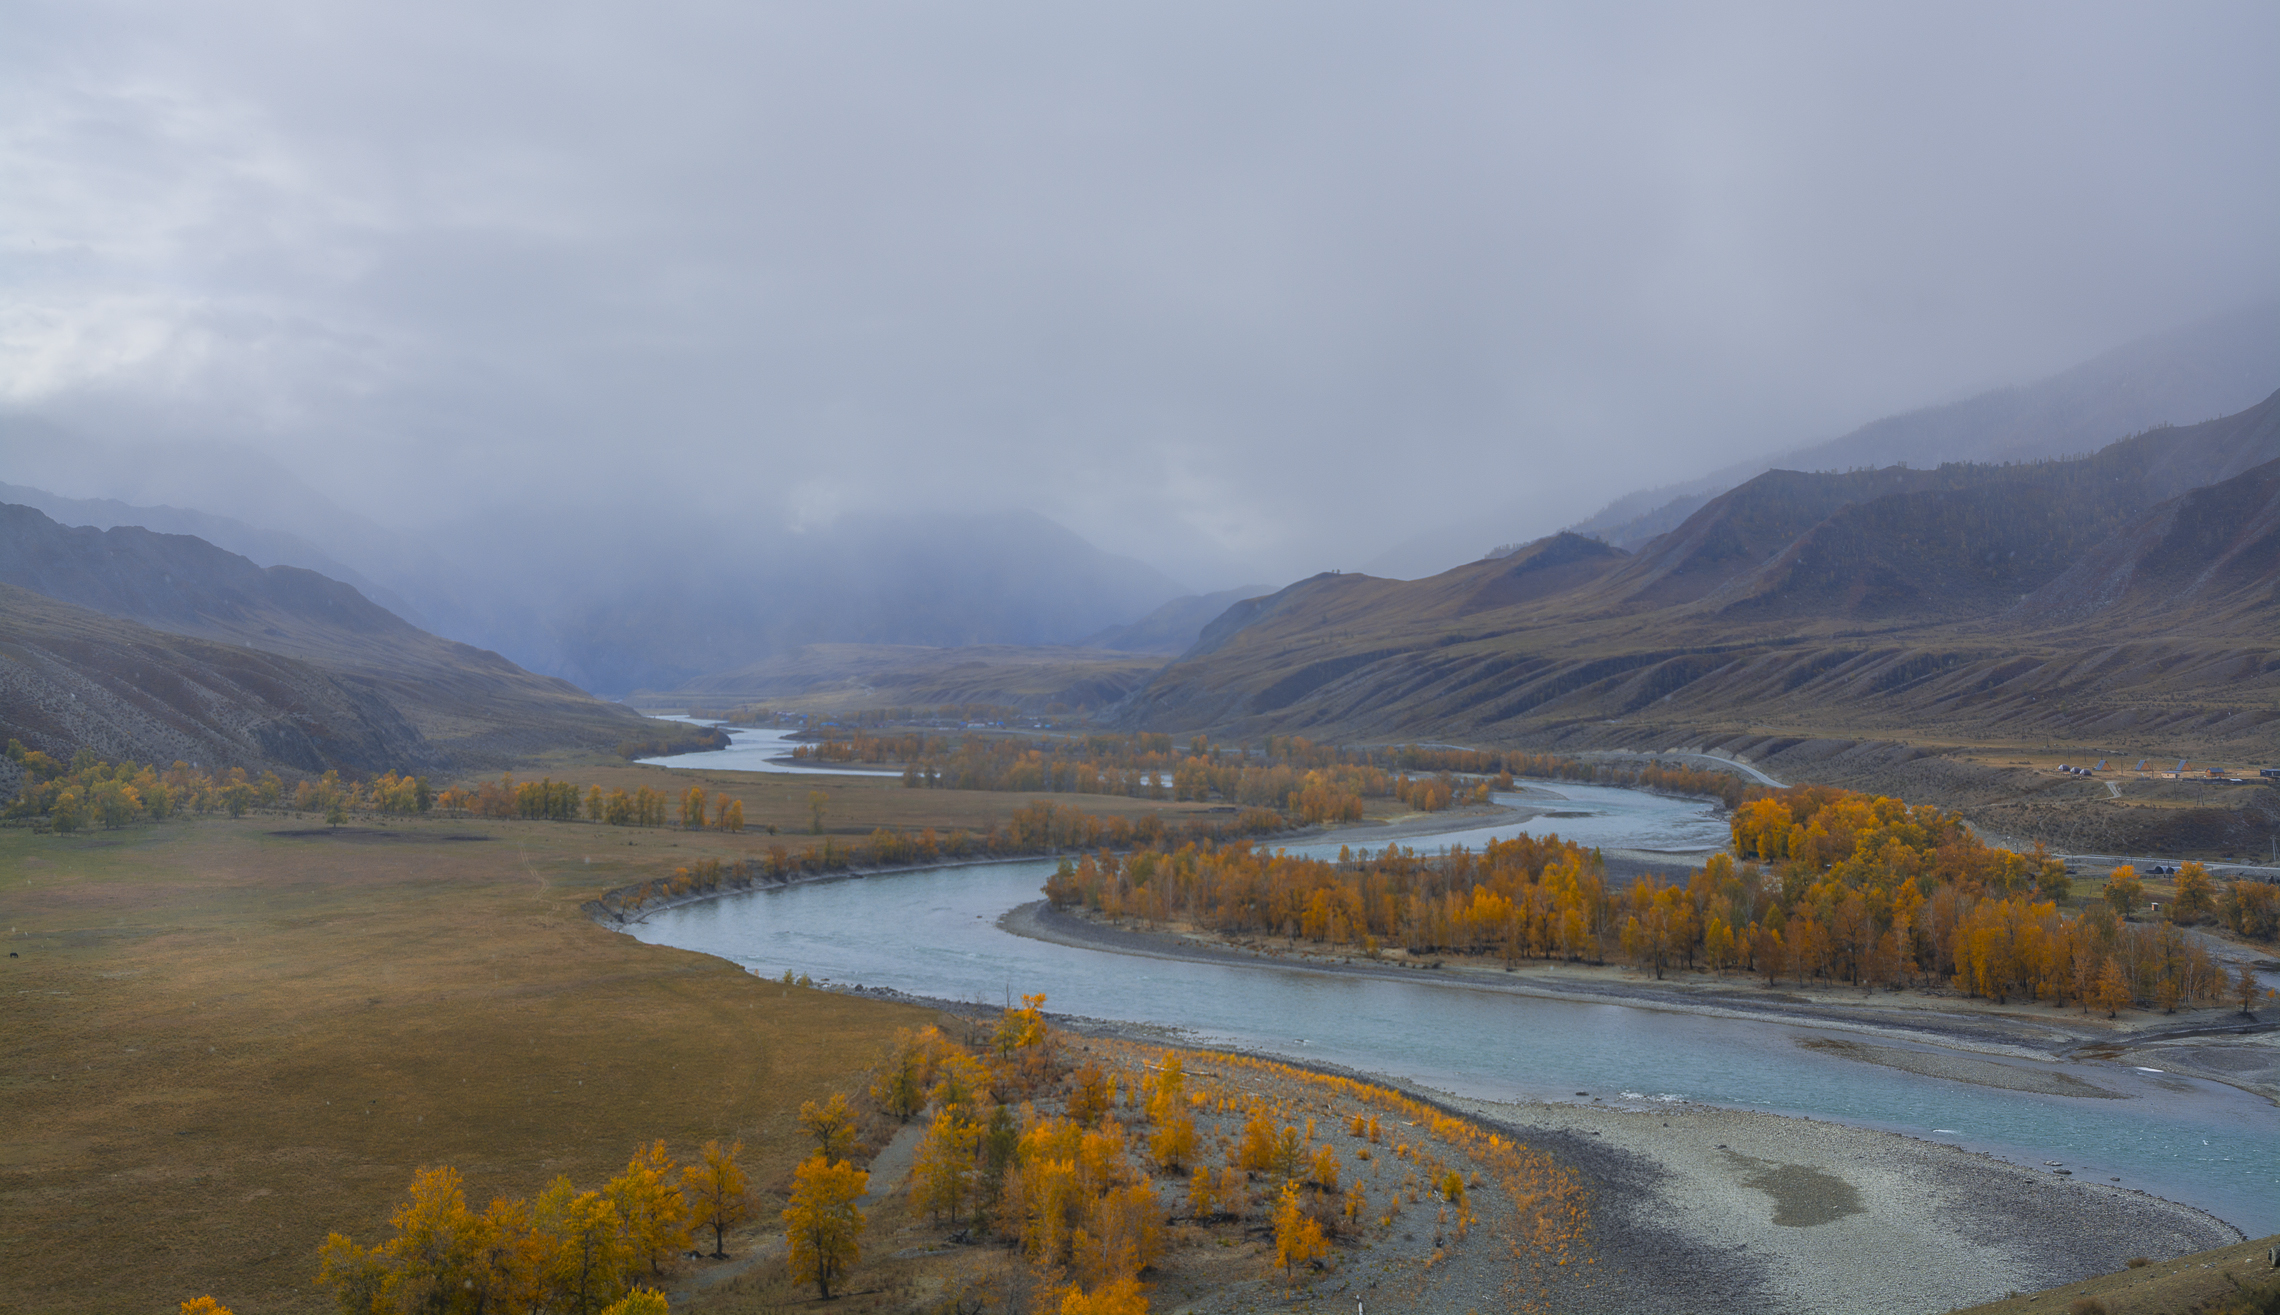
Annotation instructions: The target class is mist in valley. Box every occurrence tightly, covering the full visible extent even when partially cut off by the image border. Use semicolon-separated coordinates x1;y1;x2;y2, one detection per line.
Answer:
4;1;2279;696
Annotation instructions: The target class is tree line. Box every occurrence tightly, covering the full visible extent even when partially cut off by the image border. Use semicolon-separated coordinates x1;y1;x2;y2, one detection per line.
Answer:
1046;784;2272;1017
2;742;384;829
590;800;1289;918
785;728;1754;819
0;747;766;837
306;1137;746;1315
433;777;746;832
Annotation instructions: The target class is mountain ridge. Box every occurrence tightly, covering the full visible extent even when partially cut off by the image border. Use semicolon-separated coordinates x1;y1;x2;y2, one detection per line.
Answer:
0;505;673;771
1120;393;2280;774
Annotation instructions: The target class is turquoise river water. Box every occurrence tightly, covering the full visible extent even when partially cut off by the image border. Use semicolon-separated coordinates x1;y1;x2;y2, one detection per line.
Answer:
629;751;2280;1235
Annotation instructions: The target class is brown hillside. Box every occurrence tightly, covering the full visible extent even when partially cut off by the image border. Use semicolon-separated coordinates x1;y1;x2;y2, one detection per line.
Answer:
1118;395;2280;848
0;506;667;769
0;583;428;775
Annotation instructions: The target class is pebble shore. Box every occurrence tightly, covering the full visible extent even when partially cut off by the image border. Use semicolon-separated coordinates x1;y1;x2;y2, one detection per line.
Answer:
1436;1097;2242;1315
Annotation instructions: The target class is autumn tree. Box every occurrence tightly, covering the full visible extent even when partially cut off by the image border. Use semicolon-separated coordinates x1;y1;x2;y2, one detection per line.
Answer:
1269;1125;1307;1184
535;1176;634;1314
680;786;707;829
783;1155;869;1299
1058;1275;1149;1315
2240;965;2270;1016
2172;863;2215;922
808;789;829;834
2092;959;2132;1018
714;795;744;833
682;1139;750;1259
1237;1108;1277;1173
1272;1182;1329;1282
1068;1062;1114;1127
1149;1107;1196;1172
872;1045;926;1122
600;1291;670;1315
180;1298;234;1315
800;1091;859;1160
913;1108;978;1222
2103;867;2144;918
1072;1178;1164;1289
606;1142;691;1277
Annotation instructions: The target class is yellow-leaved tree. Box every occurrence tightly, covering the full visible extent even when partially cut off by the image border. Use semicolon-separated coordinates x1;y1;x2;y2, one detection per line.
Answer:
783;1154;869;1299
1057;1274;1149;1315
682;1138;750;1259
1272;1183;1328;1283
606;1141;690;1278
599;1289;669;1315
180;1299;234;1315
534;1175;634;1314
799;1091;859;1160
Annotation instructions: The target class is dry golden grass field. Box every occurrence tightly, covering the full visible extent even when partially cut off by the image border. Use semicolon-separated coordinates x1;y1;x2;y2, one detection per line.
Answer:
0;769;1215;1315
1957;1233;2280;1315
508;754;1240;839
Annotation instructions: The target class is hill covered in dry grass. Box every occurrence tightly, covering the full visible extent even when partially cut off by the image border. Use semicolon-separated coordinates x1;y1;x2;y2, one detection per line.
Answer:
0;506;706;777
1119;393;2280;852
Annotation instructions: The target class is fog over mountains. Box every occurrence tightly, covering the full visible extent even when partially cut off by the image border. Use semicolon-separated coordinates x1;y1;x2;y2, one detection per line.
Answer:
5;300;2278;705
0;505;680;775
1371;299;2280;577
1121;388;2280;826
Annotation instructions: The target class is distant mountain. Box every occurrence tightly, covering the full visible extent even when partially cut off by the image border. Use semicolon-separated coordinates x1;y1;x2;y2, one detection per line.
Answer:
1119;391;2280;761
1367;298;2280;575
1571;298;2280;552
0;412;1195;696
397;508;1190;695
0;482;426;625
2005;454;2280;634
0;582;431;776
1077;585;1277;654
660;643;1168;715
0;506;676;769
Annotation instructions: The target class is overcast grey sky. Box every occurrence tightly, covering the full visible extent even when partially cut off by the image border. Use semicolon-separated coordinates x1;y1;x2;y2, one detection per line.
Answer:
4;1;2277;587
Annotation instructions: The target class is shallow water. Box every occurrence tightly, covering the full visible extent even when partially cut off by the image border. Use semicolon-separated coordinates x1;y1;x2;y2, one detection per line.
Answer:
637;722;901;776
628;783;2280;1235
1311;781;1731;857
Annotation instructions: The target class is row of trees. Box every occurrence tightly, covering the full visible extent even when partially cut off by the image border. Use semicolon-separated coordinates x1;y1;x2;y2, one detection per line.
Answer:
428;775;750;832
1;744;773;838
1;744;460;831
1046;785;2269;1016
786;727;1754;820
5;743;296;829
592;800;1288;916
314;1140;749;1315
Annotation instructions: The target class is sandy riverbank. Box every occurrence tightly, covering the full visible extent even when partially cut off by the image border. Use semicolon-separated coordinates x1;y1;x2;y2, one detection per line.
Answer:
1440;1097;2241;1315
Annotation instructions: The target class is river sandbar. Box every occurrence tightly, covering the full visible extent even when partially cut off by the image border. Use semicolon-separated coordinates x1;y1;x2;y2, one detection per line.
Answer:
1444;1097;2240;1315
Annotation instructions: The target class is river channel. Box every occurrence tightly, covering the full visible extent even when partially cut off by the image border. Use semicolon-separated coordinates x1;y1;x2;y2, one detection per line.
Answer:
628;748;2280;1235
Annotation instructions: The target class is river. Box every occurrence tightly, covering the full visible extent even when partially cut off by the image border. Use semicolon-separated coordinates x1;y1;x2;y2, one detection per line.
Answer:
638;722;904;776
626;751;2280;1235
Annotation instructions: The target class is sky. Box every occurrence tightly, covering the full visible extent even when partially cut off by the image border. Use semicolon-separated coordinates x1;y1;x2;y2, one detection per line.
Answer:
4;1;2279;589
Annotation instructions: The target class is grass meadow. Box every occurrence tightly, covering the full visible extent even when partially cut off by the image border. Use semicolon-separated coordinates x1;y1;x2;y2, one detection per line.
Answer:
0;764;1219;1313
